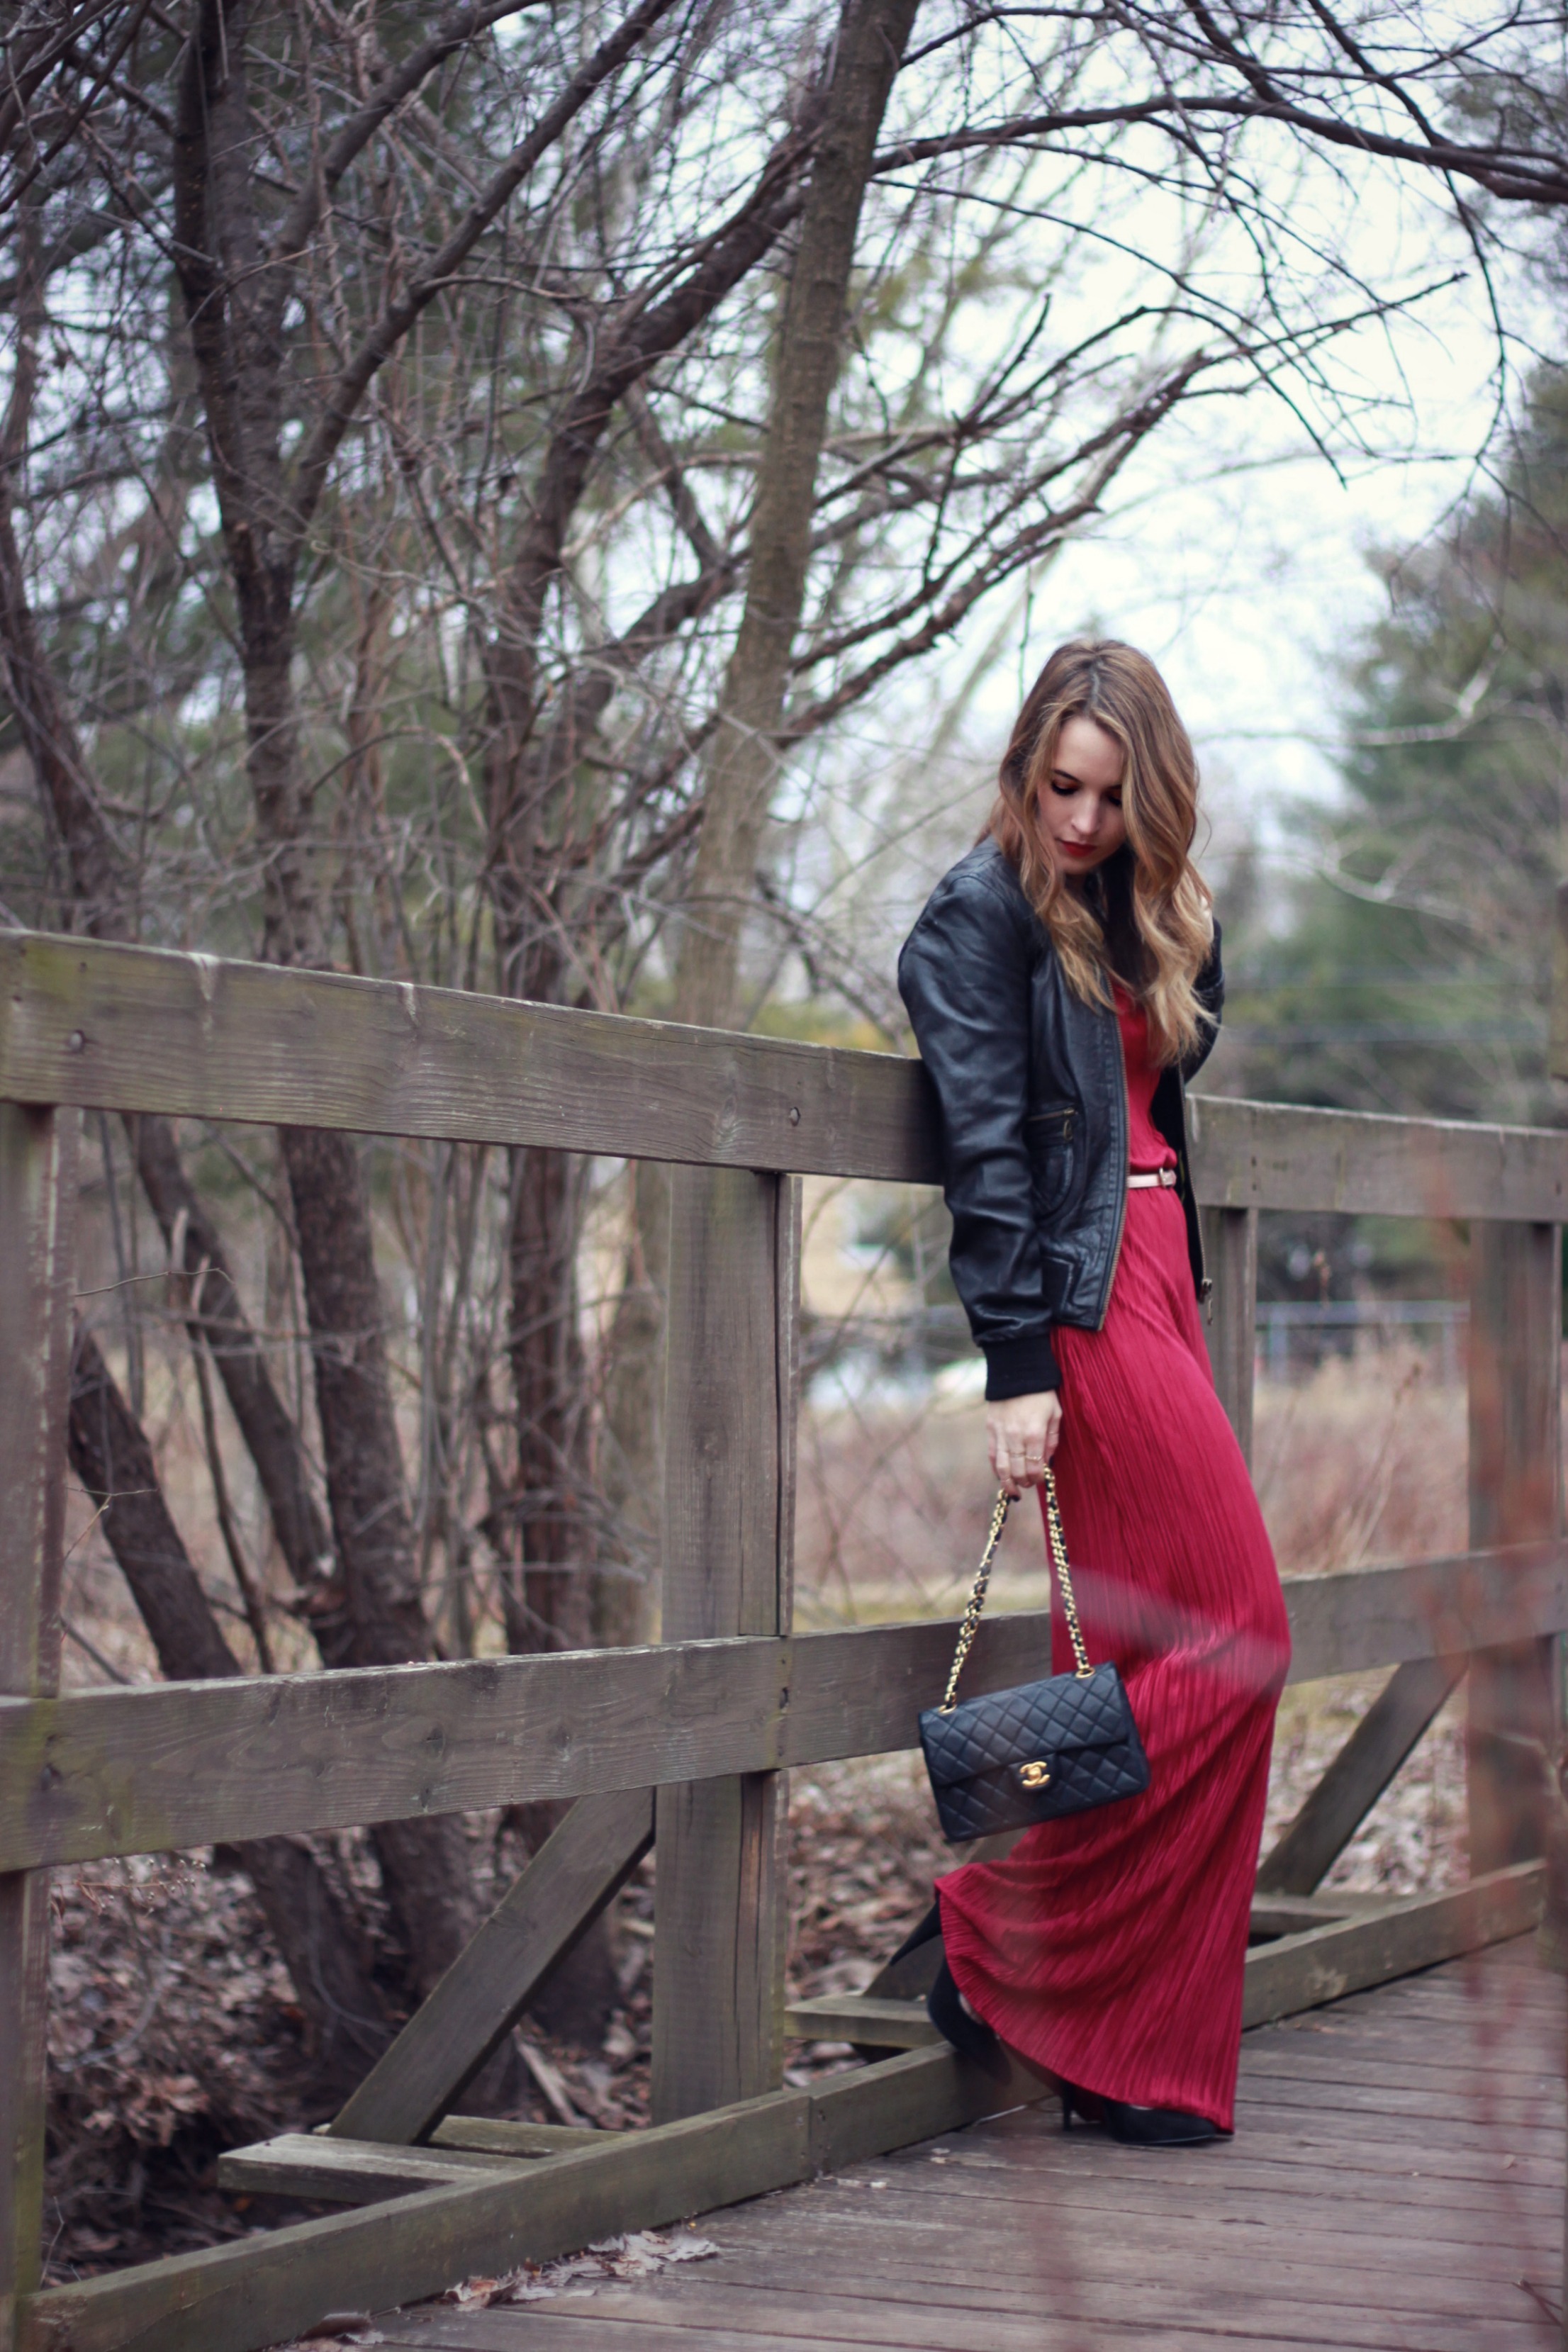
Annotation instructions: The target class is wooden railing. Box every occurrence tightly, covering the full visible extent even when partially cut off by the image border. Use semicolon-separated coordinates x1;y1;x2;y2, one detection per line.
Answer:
1;928;1563;2352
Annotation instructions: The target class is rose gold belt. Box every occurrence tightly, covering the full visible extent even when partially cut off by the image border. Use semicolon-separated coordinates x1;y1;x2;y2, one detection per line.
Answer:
1127;1167;1178;1189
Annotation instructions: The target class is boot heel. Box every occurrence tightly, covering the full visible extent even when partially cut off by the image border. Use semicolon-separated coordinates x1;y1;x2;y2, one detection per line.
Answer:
1061;2083;1075;2132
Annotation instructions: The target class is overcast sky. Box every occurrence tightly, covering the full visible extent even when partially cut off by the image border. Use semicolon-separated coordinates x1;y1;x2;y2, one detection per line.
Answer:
984;177;1560;881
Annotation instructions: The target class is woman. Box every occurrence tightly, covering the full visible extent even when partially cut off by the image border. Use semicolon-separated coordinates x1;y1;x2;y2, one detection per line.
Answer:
897;639;1289;2146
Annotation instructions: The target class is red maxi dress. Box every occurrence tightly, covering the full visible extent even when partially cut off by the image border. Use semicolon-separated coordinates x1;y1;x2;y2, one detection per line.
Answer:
936;992;1291;2132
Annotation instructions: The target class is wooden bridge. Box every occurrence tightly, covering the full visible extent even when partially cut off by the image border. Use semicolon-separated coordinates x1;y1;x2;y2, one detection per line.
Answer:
0;928;1563;2352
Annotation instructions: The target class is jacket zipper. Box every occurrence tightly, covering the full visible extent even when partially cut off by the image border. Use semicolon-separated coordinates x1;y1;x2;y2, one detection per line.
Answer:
1097;1001;1129;1330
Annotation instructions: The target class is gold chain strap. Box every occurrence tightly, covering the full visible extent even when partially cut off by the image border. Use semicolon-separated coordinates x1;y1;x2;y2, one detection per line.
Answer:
1041;1466;1094;1682
936;1465;1092;1715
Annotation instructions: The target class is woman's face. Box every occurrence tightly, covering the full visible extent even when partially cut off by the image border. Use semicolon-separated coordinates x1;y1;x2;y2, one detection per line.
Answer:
1038;712;1127;874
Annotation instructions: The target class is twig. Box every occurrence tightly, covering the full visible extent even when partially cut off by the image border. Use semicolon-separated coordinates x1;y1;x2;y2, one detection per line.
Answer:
60;1613;134;1686
517;2037;591;2127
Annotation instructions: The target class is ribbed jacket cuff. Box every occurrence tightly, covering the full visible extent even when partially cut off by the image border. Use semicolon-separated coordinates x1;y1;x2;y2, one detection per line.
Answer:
982;1333;1060;1401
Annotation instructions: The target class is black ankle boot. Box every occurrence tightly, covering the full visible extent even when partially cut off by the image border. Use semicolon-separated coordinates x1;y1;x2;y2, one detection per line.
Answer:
1061;2081;1218;2146
926;1960;1010;2082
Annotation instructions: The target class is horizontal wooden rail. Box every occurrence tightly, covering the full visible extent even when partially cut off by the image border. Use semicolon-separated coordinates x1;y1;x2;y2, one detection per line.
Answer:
0;931;937;1184
1282;1540;1568;1679
1183;1094;1568;1223
1;1542;1562;1873
20;2049;1046;2352
4;930;1568;1212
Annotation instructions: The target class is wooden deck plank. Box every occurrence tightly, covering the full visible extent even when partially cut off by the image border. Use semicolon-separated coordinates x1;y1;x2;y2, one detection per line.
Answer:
697;2156;1557;2246
624;2202;1560;2285
736;2161;1557;2253
380;2319;1412;2352
364;1941;1564;2352
376;2268;1552;2352
1239;2042;1559;2088
378;2298;1549;2352
716;2147;1557;2244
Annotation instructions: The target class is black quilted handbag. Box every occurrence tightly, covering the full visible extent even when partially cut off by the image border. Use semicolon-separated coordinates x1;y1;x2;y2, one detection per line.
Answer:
919;1469;1148;1842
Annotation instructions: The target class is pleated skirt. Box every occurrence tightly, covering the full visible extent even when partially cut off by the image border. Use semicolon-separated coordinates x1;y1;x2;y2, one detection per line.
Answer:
936;1186;1291;2131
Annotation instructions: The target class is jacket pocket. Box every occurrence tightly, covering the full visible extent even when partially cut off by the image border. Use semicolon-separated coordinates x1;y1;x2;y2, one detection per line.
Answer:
1024;1102;1078;1219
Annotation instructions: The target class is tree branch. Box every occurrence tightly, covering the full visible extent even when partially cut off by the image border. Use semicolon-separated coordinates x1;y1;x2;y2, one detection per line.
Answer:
873;96;1568;206
286;0;679;545
267;0;545;267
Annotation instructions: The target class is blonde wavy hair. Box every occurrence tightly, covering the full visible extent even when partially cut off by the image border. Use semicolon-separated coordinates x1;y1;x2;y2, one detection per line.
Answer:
985;639;1214;1066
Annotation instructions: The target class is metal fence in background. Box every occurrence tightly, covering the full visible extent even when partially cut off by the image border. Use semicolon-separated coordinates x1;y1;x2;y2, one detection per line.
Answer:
1255;1299;1468;1384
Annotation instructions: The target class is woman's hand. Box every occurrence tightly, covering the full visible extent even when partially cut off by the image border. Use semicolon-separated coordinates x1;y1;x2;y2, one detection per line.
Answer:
986;1389;1063;1497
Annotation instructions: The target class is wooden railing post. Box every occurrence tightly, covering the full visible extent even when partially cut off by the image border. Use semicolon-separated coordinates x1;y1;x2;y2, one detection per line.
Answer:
0;1104;77;2350
1202;1204;1258;1469
651;1167;800;2122
1467;1219;1563;1873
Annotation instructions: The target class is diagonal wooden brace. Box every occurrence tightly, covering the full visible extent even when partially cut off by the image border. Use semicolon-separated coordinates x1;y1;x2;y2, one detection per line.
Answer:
1257;1652;1465;1896
330;1785;654;2147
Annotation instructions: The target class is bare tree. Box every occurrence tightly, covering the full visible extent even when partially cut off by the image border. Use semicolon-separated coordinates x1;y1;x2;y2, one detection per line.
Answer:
4;0;1566;2037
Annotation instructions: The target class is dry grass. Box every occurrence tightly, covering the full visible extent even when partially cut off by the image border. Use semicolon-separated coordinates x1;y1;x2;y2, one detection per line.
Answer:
795;1343;1469;1611
1253;1345;1467;1577
794;1343;1480;1913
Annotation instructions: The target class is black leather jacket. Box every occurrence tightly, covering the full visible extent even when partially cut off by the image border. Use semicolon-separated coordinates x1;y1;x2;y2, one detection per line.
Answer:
897;839;1223;1400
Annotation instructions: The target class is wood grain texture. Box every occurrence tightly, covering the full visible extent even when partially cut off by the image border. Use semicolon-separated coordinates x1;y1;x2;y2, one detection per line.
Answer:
6;933;1568;1212
1183;1087;1568;1222
332;1788;655;2147
0;1613;1014;1869
371;2276;1540;2352
803;2044;1047;2177
364;1943;1562;2352
0;1105;76;2345
429;2121;606;2157
788;1869;1541;2056
25;1946;1556;2352
1200;1204;1256;1467
0;931;936;1182
1241;1861;1544;2027
1282;1538;1568;1684
653;1168;793;2122
659;1169;785;1646
785;1994;940;2050
17;2049;1037;2352
215;2134;528;2204
1256;1654;1467;1895
2;1542;1567;1871
652;1773;785;2122
18;2092;814;2352
1467;1221;1563;1874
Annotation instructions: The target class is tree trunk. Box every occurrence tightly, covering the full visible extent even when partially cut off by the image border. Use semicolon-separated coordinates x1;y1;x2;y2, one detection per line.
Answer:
129;1114;350;1654
0;201;351;1661
167;0;481;1996
673;0;921;1030
603;0;919;1627
281;1121;477;1993
66;1329;390;2088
